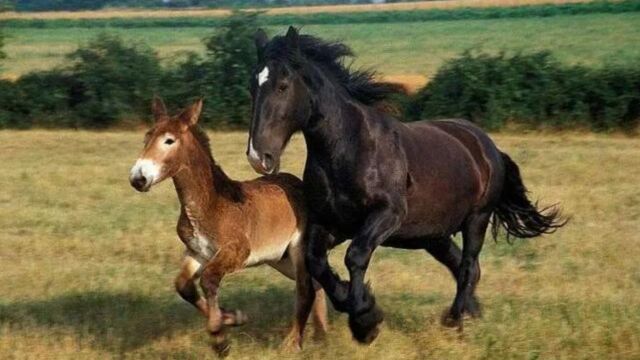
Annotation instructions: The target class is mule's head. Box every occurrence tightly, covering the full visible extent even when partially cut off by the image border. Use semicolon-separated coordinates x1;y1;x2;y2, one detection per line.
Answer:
129;97;203;192
247;26;313;175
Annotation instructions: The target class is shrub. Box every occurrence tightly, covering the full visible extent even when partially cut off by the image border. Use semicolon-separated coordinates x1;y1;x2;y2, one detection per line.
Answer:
67;33;162;127
161;11;259;127
407;51;640;130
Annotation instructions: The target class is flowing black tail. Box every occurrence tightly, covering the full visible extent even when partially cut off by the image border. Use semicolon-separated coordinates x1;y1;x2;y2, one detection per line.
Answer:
491;152;567;241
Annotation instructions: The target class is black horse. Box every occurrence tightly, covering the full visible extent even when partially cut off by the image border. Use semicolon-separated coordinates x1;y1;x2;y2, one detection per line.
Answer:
246;27;565;344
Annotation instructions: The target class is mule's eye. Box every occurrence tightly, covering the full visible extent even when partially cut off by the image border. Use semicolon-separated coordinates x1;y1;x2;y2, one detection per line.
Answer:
277;84;288;94
164;138;175;145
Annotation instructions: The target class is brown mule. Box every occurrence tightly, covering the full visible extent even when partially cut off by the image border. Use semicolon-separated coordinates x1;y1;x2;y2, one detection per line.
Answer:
129;98;328;356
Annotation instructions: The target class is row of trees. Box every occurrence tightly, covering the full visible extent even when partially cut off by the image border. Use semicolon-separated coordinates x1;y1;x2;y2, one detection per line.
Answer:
0;12;638;130
2;0;402;12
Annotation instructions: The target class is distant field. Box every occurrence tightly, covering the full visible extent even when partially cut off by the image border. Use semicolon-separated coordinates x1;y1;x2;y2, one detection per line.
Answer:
0;130;638;359
2;12;640;86
0;0;595;20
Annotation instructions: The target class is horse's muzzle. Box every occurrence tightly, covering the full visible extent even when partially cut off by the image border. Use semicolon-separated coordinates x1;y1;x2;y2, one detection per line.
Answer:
247;150;279;175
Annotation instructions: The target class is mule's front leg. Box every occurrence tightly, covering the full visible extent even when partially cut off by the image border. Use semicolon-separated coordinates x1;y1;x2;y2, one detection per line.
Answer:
199;246;248;357
304;223;351;313
345;205;404;344
175;255;208;316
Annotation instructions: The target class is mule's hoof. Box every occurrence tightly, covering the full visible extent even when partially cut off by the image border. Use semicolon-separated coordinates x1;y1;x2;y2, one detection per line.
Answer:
213;339;231;358
233;310;249;326
280;335;302;352
349;306;384;344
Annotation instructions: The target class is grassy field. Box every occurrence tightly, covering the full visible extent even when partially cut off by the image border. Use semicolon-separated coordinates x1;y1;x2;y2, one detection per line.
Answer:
2;12;639;86
0;130;638;359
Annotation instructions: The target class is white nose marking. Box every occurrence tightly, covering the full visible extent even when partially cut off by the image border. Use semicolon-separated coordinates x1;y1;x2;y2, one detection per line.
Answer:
248;138;261;163
130;158;160;184
257;66;269;87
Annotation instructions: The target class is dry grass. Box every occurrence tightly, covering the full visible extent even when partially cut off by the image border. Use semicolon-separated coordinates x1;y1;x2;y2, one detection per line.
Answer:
0;0;597;20
0;130;639;359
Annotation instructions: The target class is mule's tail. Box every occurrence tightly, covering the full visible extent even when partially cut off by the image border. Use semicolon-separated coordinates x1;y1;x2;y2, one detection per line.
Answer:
491;152;567;241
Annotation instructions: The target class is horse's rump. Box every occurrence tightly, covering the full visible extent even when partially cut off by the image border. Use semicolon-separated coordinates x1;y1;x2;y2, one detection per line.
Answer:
393;119;503;237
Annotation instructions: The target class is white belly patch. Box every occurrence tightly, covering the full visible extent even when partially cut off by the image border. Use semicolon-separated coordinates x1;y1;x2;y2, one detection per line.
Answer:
245;229;302;267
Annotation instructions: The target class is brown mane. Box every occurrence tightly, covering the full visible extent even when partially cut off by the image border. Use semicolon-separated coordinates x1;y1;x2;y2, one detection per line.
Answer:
190;125;245;203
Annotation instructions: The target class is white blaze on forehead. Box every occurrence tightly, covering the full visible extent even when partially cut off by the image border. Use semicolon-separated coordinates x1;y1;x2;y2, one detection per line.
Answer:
130;158;161;182
257;66;270;87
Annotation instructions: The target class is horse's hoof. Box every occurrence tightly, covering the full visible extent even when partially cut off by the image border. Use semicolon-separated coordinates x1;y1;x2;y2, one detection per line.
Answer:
349;306;384;344
213;339;231;358
464;296;482;318
441;309;463;330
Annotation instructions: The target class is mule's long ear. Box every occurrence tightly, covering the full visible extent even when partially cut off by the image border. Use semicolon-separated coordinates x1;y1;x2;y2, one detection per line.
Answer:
255;28;268;59
179;98;203;127
285;26;299;49
152;96;168;121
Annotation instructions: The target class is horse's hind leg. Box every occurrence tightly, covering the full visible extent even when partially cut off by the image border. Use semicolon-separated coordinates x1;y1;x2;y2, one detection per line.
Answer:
423;237;481;318
443;212;490;329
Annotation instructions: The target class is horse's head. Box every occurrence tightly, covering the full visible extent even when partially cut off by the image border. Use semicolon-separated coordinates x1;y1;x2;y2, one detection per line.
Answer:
247;26;313;175
129;97;203;192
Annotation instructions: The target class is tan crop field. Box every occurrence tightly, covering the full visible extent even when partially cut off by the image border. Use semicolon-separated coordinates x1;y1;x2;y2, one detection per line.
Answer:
0;0;595;20
1;130;638;359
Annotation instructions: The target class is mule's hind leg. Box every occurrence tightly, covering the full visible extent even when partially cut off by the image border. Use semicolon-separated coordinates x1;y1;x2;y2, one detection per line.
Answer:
443;213;490;329
424;237;481;318
311;283;329;338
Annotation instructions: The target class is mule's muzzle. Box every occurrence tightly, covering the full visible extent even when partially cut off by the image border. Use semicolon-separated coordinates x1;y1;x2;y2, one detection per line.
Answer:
129;173;151;192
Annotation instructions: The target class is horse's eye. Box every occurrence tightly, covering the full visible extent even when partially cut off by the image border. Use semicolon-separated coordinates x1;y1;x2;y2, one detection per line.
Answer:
165;138;175;145
277;84;288;94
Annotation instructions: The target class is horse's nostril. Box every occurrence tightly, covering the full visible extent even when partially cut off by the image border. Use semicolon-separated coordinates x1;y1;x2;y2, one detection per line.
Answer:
262;153;274;171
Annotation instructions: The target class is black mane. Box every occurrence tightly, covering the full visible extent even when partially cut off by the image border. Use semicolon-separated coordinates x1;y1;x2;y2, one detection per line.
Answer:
263;33;405;106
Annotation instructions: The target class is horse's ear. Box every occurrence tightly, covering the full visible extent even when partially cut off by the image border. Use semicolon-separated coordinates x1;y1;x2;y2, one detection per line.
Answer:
254;28;268;59
179;98;203;127
151;96;167;121
285;26;299;49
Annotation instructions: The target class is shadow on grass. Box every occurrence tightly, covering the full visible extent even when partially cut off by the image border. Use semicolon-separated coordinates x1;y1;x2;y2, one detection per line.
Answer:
0;285;297;354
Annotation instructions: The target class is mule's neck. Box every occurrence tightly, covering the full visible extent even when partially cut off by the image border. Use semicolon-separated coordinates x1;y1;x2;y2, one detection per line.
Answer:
172;139;222;222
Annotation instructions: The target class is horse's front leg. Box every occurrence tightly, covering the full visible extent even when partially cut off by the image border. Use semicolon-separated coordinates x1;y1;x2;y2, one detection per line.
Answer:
304;223;351;313
199;243;249;357
345;205;404;344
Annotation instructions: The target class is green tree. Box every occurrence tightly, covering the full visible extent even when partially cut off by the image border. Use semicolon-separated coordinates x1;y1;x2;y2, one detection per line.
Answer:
164;11;259;127
68;33;162;127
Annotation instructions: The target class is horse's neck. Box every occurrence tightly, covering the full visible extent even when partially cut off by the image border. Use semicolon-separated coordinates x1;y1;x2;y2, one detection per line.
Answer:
173;149;217;226
304;90;368;159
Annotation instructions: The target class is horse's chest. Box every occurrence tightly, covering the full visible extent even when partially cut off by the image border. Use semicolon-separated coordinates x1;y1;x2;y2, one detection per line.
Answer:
304;165;363;234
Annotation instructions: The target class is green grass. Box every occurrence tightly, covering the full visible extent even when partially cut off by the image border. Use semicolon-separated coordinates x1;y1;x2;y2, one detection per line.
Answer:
0;130;639;359
2;12;639;79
